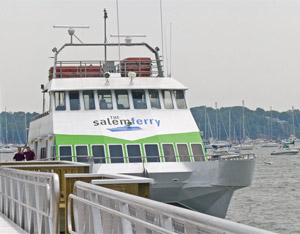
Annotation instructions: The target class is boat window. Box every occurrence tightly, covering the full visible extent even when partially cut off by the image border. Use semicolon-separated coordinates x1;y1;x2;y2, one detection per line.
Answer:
177;144;190;162
83;90;95;110
59;146;72;161
115;90;130;109
191;143;204;161
109;145;124;163
98;90;113;110
162;144;176;162
174;90;187;109
40;147;47;160
162;90;174;109
149;90;161;109
144;144;160;162
54;92;66;111
51;145;56;161
75;145;89;162
91;145;106;163
132;90;147;109
126;144;142;163
69;91;80;110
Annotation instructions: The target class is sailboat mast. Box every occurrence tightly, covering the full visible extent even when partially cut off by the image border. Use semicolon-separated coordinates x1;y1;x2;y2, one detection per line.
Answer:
215;102;218;141
24;112;27;144
5;107;8;144
242;100;245;141
229;108;231;142
292;106;295;137
270;106;273;140
207;113;214;140
204;106;207;140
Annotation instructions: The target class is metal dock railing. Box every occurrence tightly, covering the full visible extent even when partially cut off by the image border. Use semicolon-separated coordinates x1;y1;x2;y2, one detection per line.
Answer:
0;161;274;234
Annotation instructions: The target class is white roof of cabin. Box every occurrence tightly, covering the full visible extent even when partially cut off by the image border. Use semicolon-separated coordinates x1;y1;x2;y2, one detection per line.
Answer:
46;77;187;91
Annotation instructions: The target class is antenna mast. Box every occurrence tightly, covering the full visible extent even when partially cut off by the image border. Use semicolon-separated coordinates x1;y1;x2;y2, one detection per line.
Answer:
116;0;121;62
104;9;108;67
160;0;164;66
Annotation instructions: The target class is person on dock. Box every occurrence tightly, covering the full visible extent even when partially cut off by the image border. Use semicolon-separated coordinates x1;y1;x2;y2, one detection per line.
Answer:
13;147;25;161
23;146;36;161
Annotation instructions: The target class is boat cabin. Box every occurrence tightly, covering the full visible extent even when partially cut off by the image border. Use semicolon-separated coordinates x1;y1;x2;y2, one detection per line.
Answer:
28;43;205;163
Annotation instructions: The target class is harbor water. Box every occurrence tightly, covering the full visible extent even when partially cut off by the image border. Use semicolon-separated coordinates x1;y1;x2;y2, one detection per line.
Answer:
226;145;300;233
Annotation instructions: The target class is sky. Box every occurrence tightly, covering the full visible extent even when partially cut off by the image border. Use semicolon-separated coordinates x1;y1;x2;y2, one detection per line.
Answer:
1;0;300;113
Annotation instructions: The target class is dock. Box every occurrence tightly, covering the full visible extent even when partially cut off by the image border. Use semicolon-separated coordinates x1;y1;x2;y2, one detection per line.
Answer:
0;212;26;233
0;161;274;234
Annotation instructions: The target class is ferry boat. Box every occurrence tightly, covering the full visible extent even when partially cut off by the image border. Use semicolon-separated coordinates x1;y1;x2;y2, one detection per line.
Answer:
27;29;256;218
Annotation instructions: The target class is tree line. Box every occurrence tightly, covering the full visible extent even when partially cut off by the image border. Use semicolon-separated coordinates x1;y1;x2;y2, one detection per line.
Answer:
1;107;299;144
190;106;299;141
0;112;39;145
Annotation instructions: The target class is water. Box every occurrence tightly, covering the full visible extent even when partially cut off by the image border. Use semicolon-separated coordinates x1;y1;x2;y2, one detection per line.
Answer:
226;145;300;233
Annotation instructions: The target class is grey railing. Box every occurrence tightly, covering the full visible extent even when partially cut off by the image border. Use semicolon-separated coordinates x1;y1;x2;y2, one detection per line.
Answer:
31;111;50;122
68;181;273;234
0;167;60;234
52;43;164;78
50;59;159;79
206;153;256;161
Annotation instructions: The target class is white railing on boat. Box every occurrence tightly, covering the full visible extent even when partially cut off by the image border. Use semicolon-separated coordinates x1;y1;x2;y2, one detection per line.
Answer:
0;167;60;234
68;180;273;234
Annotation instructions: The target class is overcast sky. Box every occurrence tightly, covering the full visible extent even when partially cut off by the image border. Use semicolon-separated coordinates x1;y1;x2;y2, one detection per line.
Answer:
1;0;300;113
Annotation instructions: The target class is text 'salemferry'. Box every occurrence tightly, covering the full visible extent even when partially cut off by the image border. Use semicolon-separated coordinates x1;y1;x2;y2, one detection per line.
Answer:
28;35;256;218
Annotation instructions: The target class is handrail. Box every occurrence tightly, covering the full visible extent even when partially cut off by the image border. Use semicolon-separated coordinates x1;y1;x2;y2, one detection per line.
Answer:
50;59;159;79
31;111;50;121
68;181;274;234
53;43;164;78
0;167;60;234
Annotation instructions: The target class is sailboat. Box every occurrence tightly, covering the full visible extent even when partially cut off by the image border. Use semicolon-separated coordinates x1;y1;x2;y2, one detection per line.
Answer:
282;106;297;145
234;101;254;151
261;106;279;147
0;109;17;154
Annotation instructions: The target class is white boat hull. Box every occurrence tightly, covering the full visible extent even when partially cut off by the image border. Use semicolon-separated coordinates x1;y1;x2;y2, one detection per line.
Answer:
93;159;256;218
271;149;299;155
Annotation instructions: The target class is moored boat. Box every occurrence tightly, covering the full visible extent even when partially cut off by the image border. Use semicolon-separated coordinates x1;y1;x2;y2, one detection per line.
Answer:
261;142;279;147
270;148;299;155
0;144;17;153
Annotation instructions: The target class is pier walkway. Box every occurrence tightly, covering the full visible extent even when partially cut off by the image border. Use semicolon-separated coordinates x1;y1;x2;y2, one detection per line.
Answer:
0;212;26;233
0;161;274;234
